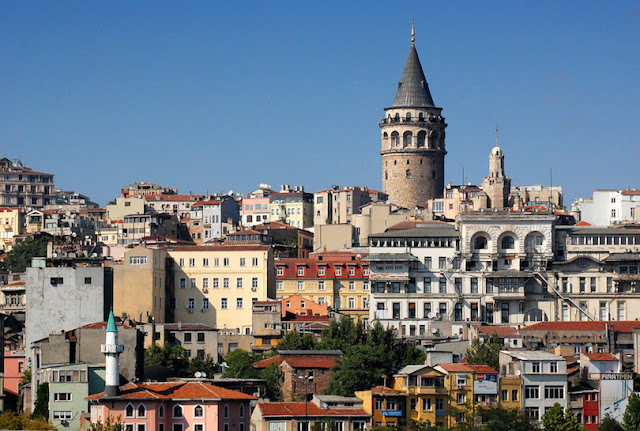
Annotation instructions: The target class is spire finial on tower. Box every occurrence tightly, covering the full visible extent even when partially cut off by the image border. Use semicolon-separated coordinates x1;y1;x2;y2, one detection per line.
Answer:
496;124;499;146
411;19;415;45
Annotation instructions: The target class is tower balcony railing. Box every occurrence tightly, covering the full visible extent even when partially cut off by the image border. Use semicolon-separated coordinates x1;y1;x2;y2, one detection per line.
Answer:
380;115;445;125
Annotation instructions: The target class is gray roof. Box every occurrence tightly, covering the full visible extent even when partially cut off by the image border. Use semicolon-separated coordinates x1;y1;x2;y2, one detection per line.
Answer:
391;45;435;108
501;350;565;361
365;253;419;262
563;226;640;235
604;253;640;262
371;227;459;238
395;364;431;375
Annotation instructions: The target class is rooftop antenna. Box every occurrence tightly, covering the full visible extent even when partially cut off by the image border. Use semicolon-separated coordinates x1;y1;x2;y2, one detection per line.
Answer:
411;19;415;45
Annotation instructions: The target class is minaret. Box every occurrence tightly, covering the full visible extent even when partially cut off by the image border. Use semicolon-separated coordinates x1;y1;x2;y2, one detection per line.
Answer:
101;310;124;397
482;127;511;208
380;21;447;209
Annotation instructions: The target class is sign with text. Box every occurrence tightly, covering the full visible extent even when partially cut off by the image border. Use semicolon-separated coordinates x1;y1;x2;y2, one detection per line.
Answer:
602;373;633;380
381;410;403;417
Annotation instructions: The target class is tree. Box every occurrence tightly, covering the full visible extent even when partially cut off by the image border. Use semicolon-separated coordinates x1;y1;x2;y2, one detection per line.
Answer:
465;334;502;371
90;415;123;431
222;349;261;379
599;415;624;431
475;407;537;431
276;331;318;350
623;392;640;431
186;354;218;377
144;342;189;376
2;235;50;273
541;403;582;431
31;382;49;419
0;411;24;430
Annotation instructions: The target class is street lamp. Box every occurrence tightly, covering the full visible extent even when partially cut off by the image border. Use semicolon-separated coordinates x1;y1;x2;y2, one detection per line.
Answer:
298;374;313;431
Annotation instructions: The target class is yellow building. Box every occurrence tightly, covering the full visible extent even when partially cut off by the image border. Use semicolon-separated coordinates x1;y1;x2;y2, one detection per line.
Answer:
167;245;275;334
499;376;522;410
274;252;370;321
113;246;168;323
0;207;24;251
394;365;449;428
269;186;314;229
355;386;406;428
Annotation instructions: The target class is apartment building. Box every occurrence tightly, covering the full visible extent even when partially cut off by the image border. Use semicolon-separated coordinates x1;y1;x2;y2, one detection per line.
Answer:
0;158;55;208
269;185;313;229
241;185;274;227
274;251;370;321
573;189;640;226
167;245;275;335
190;198;240;241
121;181;177;198
499;350;567;422
0;207;24;251
145;194;202;218
313;185;386;226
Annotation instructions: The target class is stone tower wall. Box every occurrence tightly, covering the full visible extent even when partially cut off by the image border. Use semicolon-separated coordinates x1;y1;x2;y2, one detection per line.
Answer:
380;107;446;208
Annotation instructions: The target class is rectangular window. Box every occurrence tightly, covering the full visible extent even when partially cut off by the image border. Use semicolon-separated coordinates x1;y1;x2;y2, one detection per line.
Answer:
318;267;326;276
203;258;209;267
439;278;446;294
223;278;230;288
221;298;228;309
277;281;283;291
550;362;558;373
363;281;369;290
393;302;400;319
223;258;230;266
202;278;209;289
439;257;446;269
607;277;613;293
618;301;626;320
252;277;259;289
277;267;284;276
179;278;186;289
84;277;92;284
318;280;325;291
591;278;596;292
501;390;508;402
580;277;586;293
213;278;219;288
179;258;185;266
349;281;355;290
189;258;195;267
298;281;304;290
190;278;197;288
423;398;432;411
335;267;342;276
424;257;432;269
544;386;564;399
471;278;478;294
424;278;431;293
54;393;72;401
424;302;431;318
297;266;305;276
214;258;220;266
252;257;259;266
532;362;540;373
525;385;539;399
202;298;210;310
525;408;539;421
237;298;244;309
349;297;356;309
511;389;518;401
236;278;243;288
184;333;192;343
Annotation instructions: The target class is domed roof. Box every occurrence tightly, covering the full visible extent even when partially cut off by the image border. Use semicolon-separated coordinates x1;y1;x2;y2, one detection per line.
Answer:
491;145;503;157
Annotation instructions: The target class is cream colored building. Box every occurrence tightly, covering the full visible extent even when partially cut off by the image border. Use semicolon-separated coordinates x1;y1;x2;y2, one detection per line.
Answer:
351;201;412;246
269;185;313;229
274;252;370;321
113;246;168;323
167;245;276;334
0;207;24;251
106;196;146;220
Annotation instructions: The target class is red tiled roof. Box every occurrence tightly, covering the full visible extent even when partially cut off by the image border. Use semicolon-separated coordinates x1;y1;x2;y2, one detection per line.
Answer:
467;365;498;374
584;353;618;361
80;321;134;330
622;190;640;195
87;381;256;400
437;363;473;372
254;357;284;369
475;325;520;338
521;321;640;333
254;222;297;230
259;402;369;418
523;204;547;211
228;229;262;236
275;256;368;279
575;221;592;226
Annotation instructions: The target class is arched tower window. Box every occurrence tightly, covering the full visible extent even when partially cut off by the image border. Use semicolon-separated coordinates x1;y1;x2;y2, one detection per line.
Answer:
403;132;412;147
474;236;488;250
391;131;400;147
417;131;426;147
406;112;411;121
418;112;424;121
394;113;400;122
407;159;410;165
501;236;515;250
406;170;412;179
385;171;388;180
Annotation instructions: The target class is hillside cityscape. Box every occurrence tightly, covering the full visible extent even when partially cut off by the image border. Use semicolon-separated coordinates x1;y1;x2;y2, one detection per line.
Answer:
2;15;640;431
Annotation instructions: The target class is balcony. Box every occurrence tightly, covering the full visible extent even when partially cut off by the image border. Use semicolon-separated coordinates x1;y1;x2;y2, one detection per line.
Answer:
492;287;525;299
408;386;448;395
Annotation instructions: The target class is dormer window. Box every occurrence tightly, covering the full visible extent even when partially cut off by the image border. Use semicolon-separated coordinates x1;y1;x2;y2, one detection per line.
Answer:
297;266;304;276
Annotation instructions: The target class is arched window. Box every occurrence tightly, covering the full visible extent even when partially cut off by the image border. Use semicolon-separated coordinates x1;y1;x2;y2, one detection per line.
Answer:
137;404;147;418
223;404;230;419
173;405;183;418
385;171;388;180
406;112;411;121
391;131;400;146
428;132;437;148
403;132;412;147
394;160;397;165
525;232;545;253
394;113;400;122
125;404;135;418
382;132;389;146
474;236;488;250
418;112;424;121
194;405;204;418
158;405;165;418
407;159;410;165
417;131;426;147
240;404;245;418
501;236;515;250
406;170;412;179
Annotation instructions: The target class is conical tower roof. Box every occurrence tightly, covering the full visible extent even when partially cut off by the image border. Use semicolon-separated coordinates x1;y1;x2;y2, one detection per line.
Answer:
391;44;435;108
106;310;117;332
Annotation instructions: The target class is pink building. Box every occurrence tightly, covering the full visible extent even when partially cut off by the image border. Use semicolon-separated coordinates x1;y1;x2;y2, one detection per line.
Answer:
88;381;256;431
3;349;25;398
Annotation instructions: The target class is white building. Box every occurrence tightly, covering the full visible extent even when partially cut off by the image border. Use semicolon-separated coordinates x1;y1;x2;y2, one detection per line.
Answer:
574;189;640;227
499;350;567;421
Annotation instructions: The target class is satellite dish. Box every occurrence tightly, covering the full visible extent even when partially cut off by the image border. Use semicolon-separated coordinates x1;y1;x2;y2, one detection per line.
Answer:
194;371;202;378
515;370;521;376
431;328;438;334
427;312;434;319
201;372;207;378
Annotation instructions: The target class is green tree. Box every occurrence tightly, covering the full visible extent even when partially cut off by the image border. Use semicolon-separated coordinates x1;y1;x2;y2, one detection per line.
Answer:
542;403;582;431
2;235;50;273
90;415;123;431
0;411;24;430
475;407;536;431
276;331;318;350
186;354;218;377
144;342;189;375
259;363;283;401
599;415;624;431
31;382;49;420
465;334;502;371
222;349;261;379
623;392;640;431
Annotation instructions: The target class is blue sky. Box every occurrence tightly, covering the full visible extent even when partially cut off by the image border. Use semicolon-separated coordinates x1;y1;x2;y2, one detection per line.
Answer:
1;1;639;206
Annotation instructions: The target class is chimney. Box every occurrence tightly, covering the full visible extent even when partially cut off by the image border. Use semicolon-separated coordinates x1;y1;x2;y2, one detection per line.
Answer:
101;310;124;397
